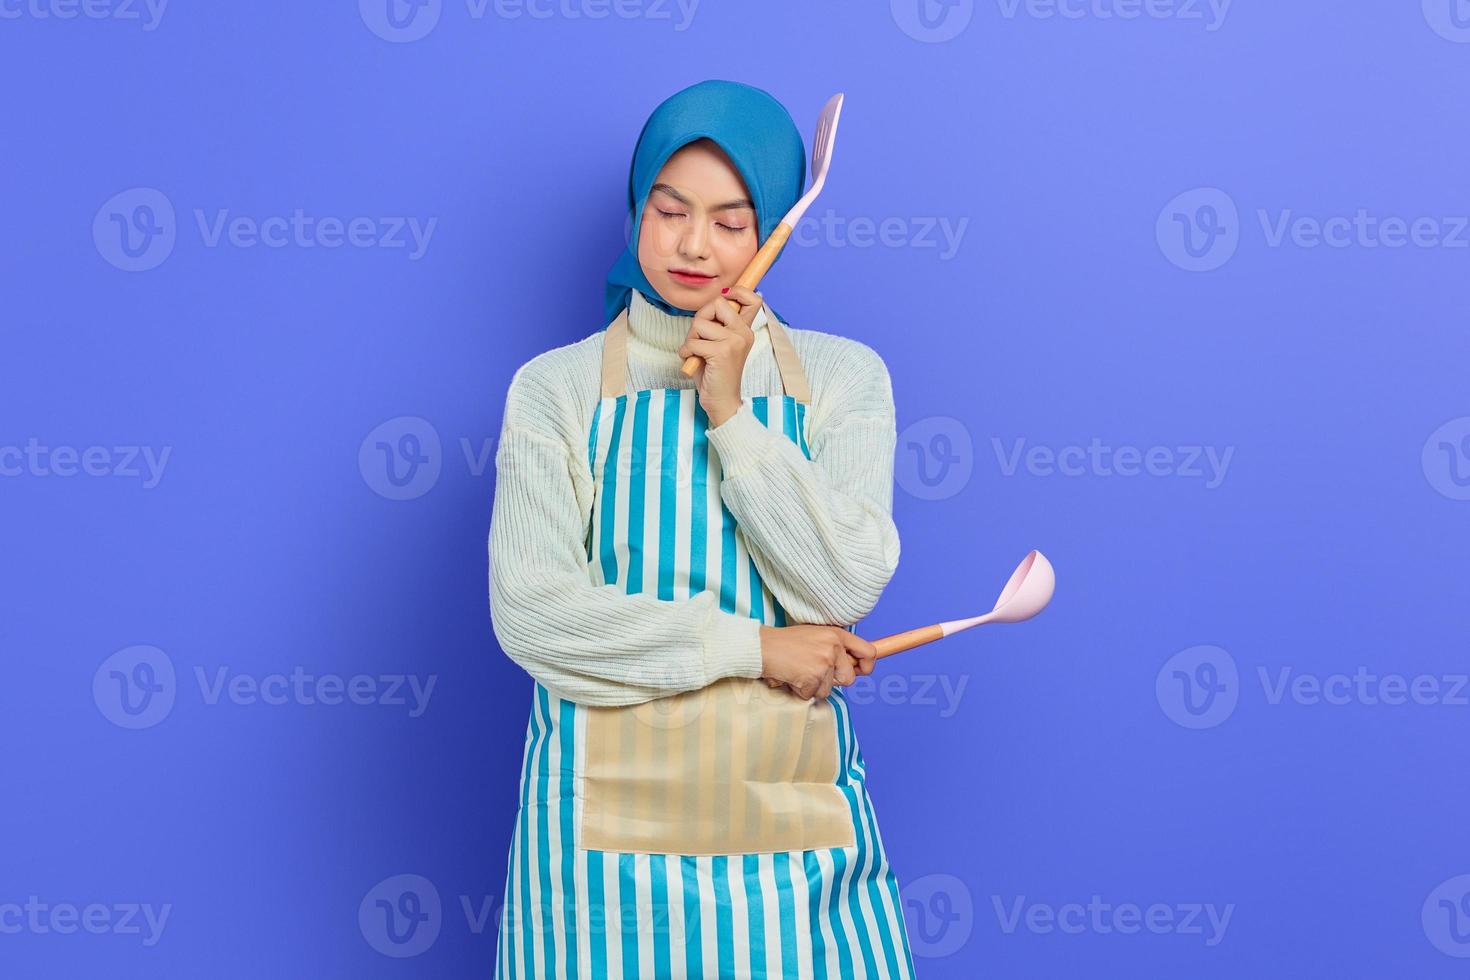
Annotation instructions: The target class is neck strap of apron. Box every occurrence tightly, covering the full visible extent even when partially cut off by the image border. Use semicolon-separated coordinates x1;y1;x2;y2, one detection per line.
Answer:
599;302;812;404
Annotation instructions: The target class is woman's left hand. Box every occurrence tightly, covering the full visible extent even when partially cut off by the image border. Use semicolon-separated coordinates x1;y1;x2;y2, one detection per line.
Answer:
677;285;762;427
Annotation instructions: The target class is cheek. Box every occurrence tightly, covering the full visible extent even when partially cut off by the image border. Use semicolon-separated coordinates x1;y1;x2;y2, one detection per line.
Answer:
715;233;758;270
637;214;679;264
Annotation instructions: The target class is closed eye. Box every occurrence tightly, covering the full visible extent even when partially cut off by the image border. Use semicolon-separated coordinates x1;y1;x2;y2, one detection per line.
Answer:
657;208;747;233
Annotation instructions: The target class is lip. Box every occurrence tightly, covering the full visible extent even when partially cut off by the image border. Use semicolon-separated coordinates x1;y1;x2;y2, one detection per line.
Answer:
668;268;717;286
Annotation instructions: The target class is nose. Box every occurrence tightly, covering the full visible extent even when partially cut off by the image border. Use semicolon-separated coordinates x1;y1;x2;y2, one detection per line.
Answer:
677;216;709;262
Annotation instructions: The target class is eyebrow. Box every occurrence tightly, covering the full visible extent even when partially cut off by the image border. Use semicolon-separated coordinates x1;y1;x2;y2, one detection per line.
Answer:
650;183;754;213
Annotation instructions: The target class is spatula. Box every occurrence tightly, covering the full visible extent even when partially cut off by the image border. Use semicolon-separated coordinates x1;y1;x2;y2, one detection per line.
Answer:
680;92;846;377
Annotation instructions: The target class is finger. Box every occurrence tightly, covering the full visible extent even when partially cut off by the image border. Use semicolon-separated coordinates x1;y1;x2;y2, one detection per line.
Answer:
833;653;856;687
675;337;724;361
722;286;760;316
722;285;759;305
838;631;878;669
711;291;761;330
815;667;836;701
706;296;741;328
695;297;730;321
835;635;875;676
730;290;763;330
688;317;737;341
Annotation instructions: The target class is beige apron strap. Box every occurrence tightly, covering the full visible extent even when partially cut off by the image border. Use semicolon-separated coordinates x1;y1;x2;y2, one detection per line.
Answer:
601;301;810;404
762;303;811;405
600;308;629;399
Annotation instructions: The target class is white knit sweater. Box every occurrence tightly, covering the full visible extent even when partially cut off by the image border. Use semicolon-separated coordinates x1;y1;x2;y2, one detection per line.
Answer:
488;290;900;707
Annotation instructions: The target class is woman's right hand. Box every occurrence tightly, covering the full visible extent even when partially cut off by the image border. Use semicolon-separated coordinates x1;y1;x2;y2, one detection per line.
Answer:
758;625;877;701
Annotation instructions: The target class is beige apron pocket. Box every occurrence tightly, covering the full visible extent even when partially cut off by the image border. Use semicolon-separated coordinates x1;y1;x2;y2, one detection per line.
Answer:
580;677;855;855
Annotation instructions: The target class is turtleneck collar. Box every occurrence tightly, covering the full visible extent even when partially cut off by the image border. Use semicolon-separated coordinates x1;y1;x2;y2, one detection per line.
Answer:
627;289;769;367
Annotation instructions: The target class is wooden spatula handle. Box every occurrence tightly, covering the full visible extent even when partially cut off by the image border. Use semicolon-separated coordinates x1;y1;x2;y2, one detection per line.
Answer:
873;624;946;659
679;223;794;377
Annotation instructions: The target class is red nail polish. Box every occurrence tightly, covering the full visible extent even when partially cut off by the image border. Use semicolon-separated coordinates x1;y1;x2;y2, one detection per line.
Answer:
721;287;729;293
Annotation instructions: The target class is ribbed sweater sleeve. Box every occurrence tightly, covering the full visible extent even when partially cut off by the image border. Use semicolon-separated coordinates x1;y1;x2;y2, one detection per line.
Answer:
487;358;765;708
487;303;904;705
704;339;901;626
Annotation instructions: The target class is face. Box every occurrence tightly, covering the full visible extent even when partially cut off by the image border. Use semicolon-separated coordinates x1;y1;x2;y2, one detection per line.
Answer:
636;138;759;310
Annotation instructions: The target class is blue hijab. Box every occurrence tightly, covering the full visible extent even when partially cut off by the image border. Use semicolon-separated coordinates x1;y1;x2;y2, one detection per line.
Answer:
603;79;807;326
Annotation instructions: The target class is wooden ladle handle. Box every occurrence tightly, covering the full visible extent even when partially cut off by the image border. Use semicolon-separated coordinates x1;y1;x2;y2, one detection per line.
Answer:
872;624;946;659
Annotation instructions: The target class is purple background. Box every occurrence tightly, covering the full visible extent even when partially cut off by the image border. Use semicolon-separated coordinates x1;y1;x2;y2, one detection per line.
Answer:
4;0;1470;976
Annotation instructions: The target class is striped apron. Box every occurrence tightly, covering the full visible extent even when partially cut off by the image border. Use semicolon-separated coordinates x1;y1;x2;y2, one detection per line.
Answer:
494;304;917;980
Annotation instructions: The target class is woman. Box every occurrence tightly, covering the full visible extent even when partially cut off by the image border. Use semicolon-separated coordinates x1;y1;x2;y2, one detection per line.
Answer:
489;78;916;979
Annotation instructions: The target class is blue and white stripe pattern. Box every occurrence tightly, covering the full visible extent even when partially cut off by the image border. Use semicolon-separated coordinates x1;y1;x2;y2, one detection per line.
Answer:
494;384;916;979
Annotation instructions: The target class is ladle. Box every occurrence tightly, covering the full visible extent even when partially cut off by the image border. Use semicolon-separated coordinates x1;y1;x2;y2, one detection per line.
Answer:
872;550;1055;659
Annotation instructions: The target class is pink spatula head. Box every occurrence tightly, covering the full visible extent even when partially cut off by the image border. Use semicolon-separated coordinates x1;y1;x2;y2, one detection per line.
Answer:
872;551;1055;659
679;93;846;378
790;92;844;226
